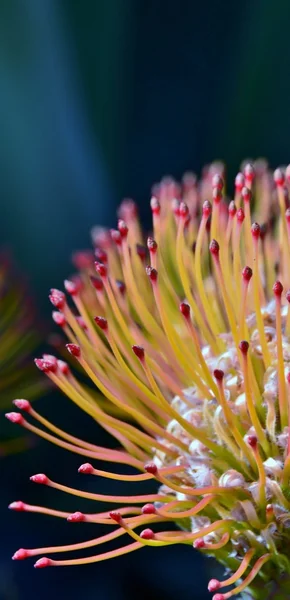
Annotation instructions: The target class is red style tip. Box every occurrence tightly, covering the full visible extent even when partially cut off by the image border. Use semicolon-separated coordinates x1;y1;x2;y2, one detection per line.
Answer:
118;219;128;238
287;372;290;385
140;528;154;540
179;302;190;319
286;209;290;224
13;399;31;412
110;229;122;246
67;512;85;523
286;290;290;303
30;473;49;485
247;435;258;448
236;207;245;223
212;187;222;204
202;200;212;218
95;262;108;278
228;201;237;217
57;360;70;375
239;340;249;355
110;511;122;524
212;174;223;190
76;316;87;330
12;548;28;561
94;316;108;331
132;345;145;361
72;250;94;270
66;343;81;358
34;358;55;373
147;237;157;253
146;266;158;282
242;266;253;282
251;222;261;239
142;504;156;515
235;172;244;191
273;280;283;297
193;538;205;549
52;311;66;327
144;462;158;475
213;594;225;600
90;276;104;291
274;168;285;187
95;247;108;264
34;557;52;569
78;463;94;474
213;369;224;381
136;244;147;262
208;579;221;592
244;163;255;182
179;202;189;218
5;412;23;425
150;197;161;215
49;289;66;310
209;240;219;256
241;186;251;203
116;280;126;296
118;199;138;221
64;279;79;296
9;501;25;511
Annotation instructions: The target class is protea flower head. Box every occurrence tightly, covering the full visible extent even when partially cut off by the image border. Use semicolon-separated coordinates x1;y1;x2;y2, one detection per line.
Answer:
8;161;290;598
0;254;46;456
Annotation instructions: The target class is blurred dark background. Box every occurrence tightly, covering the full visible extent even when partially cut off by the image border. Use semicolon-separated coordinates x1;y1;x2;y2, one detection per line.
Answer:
1;0;290;598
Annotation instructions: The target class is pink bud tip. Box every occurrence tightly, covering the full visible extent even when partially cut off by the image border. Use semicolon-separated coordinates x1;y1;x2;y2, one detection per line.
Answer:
132;345;145;361
66;343;81;357
236;207;245;223
144;462;158;475
78;463;94;474
12;548;28;561
273;280;283;297
94;316;108;331
110;229;122;246
5;412;23;425
212;187;222;204
274;168;285;186
239;340;249;355
90;276;104;291
57;360;70;375
251;222;260;239
241;186;251;203
140;528;154;540
118;219;128;238
34;557;52;569
13;399;31;412
213;369;224;381
95;247;108;264
52;311;66;327
67;511;85;522
64;280;79;295
179;302;190;319
179;202;189;218
116;280;126;295
9;501;25;511
76;316;87;330
146;266;158;282
235;172;244;191
110;511;122;524
247;435;258;448
212;174;223;190
244;163;255;182
213;594;225;600
49;289;66;309
228;201;236;217
30;473;49;485
209;240;219;256
193;538;205;549
242;266;253;282
95;262;108;278
150;197;160;215
147;237;157;253
208;579;221;592
202;200;212;218
142;504;156;515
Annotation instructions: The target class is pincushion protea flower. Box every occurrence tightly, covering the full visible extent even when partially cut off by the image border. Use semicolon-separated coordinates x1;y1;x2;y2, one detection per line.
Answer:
7;161;290;599
0;254;46;456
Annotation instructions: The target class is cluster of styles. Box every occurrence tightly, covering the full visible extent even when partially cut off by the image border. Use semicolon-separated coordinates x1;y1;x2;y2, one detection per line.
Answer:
7;161;290;599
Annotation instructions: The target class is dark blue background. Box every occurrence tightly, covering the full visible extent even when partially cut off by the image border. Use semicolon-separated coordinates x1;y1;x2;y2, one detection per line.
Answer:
1;0;290;598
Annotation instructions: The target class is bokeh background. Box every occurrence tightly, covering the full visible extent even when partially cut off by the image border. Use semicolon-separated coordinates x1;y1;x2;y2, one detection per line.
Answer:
1;0;290;598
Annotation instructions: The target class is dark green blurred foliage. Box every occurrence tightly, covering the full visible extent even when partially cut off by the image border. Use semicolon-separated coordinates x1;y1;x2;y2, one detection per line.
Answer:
1;0;290;599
